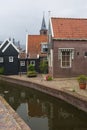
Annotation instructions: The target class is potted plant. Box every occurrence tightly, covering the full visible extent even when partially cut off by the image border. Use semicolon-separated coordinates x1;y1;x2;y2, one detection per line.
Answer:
77;75;87;89
46;74;52;81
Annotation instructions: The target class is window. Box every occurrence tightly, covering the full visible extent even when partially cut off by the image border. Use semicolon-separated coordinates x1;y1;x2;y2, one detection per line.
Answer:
20;61;25;66
61;51;71;68
0;57;3;63
84;52;87;57
30;60;35;66
41;44;48;53
58;48;74;68
77;52;79;55
9;56;13;62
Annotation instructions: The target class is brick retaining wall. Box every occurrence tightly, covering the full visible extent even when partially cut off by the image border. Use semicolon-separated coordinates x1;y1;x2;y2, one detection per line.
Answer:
0;76;87;113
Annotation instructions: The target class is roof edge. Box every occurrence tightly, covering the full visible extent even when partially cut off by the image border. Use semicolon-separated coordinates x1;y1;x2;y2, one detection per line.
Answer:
53;38;87;41
2;41;19;53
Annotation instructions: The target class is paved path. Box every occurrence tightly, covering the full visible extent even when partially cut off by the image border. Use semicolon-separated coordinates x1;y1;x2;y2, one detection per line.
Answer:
0;94;31;130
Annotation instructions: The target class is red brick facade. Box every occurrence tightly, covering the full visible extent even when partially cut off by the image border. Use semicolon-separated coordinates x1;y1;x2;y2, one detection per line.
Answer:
52;40;87;77
49;17;87;77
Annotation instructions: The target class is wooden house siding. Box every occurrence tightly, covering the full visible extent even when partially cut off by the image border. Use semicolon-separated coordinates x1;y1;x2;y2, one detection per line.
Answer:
0;40;19;75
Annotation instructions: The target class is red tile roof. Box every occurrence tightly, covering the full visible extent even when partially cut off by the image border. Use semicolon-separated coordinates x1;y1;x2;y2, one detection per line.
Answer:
51;17;87;39
27;35;48;58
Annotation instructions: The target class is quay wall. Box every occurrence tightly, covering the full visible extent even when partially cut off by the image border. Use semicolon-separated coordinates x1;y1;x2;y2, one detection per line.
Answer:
0;76;87;113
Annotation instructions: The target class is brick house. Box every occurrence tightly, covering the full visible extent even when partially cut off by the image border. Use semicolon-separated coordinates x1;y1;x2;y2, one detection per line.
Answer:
48;17;87;78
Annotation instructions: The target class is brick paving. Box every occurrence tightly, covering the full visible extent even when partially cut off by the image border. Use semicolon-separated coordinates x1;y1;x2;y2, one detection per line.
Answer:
0;96;31;130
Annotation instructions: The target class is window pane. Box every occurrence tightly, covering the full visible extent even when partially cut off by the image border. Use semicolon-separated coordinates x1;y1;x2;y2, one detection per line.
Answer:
20;61;25;66
61;51;70;67
9;56;13;62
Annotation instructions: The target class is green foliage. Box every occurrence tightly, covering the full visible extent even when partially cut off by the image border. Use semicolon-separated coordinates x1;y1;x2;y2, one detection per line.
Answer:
27;64;37;77
39;60;48;74
77;75;87;83
28;64;35;71
46;75;52;81
27;71;37;77
0;67;4;75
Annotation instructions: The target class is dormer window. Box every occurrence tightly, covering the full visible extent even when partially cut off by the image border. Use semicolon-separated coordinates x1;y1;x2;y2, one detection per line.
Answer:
41;43;48;53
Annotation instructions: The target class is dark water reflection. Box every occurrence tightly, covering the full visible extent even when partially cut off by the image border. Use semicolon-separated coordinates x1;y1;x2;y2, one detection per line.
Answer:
0;80;87;130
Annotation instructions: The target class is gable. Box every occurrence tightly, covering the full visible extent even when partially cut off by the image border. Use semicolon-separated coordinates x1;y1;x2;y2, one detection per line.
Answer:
0;39;9;50
2;41;19;53
51;17;87;40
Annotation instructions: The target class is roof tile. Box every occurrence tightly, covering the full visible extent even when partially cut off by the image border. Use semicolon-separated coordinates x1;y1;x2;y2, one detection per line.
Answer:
51;17;87;39
27;35;48;58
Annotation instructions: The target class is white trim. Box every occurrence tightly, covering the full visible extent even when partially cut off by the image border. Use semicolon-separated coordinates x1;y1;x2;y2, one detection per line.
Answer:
26;34;28;56
2;41;19;53
50;18;54;37
40;42;47;45
9;56;13;62
0;39;9;49
60;50;72;68
30;60;35;66
59;48;74;50
20;61;25;66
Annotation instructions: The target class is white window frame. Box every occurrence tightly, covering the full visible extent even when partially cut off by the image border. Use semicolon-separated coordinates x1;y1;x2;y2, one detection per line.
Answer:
0;57;3;63
41;43;48;53
20;61;25;66
58;48;74;68
9;56;13;62
30;60;35;66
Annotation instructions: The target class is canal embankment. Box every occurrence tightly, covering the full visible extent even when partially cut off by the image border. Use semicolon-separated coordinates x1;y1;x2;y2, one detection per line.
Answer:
0;75;87;114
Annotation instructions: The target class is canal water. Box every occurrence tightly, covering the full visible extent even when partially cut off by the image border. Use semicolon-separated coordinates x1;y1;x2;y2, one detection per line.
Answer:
0;80;87;130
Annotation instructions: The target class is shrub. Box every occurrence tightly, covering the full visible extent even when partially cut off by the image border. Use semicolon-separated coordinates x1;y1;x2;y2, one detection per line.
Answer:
27;64;37;77
39;60;48;74
0;67;4;74
28;64;35;71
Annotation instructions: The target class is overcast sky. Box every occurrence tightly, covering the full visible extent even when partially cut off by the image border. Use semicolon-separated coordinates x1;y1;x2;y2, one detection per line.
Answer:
0;0;87;46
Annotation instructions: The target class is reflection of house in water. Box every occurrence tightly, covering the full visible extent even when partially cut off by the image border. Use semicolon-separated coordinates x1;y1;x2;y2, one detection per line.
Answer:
28;100;46;117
